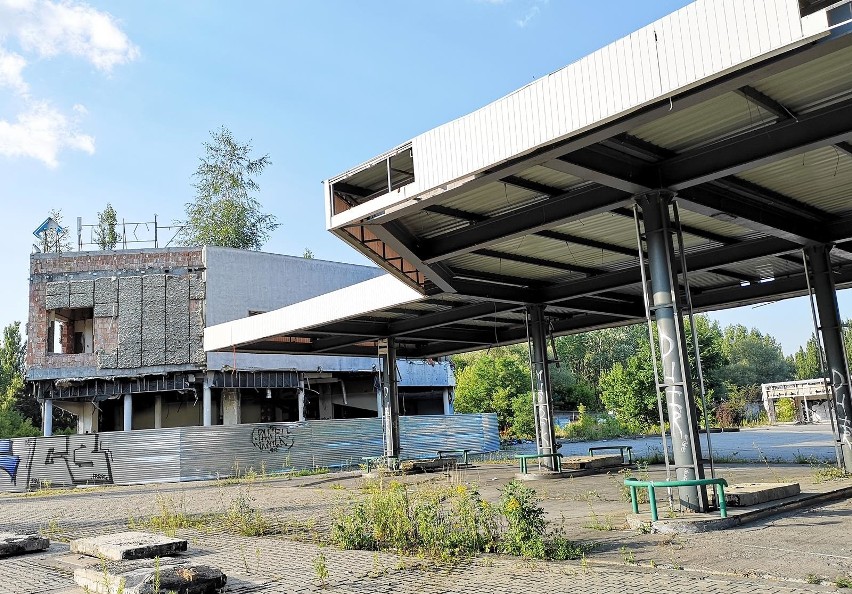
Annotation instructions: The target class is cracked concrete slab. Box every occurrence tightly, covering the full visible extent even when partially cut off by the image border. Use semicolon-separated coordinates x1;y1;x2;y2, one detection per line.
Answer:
0;533;49;557
70;531;187;561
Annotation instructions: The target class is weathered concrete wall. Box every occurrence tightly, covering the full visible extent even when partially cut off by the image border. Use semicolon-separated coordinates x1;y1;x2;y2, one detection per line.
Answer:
203;246;384;326
27;249;204;380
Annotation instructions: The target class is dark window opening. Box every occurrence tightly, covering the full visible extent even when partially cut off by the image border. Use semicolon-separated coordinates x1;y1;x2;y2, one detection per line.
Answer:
828;1;852;26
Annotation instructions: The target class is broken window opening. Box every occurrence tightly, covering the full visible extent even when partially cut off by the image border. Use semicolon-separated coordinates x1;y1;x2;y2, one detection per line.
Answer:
47;307;94;355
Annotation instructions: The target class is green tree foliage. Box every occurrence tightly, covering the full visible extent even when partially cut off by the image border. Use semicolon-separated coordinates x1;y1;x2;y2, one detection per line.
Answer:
598;341;657;431
555;325;646;389
792;322;852;380
94;203;119;250
453;347;530;432
717;325;794;388
180;126;279;250
0;322;38;438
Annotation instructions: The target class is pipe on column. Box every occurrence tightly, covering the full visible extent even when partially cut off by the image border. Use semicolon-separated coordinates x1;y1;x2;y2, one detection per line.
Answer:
806;244;852;472
123;393;133;431
43;398;53;437
637;192;706;510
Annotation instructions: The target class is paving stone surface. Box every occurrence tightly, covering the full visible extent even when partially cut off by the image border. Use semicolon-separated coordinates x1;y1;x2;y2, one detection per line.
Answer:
70;531;188;561
0;426;850;594
0;532;49;557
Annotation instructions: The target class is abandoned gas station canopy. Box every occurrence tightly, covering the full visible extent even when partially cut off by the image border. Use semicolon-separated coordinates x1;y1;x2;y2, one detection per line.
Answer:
205;0;852;360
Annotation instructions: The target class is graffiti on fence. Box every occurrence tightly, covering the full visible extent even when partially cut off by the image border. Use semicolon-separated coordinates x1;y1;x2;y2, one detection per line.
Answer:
23;433;114;488
0;440;20;485
250;425;295;453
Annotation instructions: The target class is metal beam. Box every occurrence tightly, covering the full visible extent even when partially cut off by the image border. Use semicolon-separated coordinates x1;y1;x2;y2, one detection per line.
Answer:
557;296;644;318
677;186;824;244
735;85;794;120
419;185;630;263
541;236;799;303
543;148;654;193
659;97;852;190
474;248;603;276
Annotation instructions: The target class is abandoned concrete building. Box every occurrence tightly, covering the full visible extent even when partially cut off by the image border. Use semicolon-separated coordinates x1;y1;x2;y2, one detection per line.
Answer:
26;246;455;435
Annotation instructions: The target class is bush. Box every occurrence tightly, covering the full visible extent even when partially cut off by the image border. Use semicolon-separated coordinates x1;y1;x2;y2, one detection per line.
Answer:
331;480;498;559
556;405;640;441
332;479;589;561
775;397;796;422
498;480;545;558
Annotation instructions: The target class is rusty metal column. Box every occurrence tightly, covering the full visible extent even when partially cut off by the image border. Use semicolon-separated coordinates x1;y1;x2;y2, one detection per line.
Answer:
527;304;558;469
379;338;401;468
638;193;706;509
806;244;852;471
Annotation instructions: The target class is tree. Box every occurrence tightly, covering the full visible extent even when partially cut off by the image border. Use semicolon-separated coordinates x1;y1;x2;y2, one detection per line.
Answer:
452;347;531;432
792;320;852;381
94;203;119;250
38;209;72;253
303;248;315;259
0;322;38;438
717;325;794;389
180;126;279;250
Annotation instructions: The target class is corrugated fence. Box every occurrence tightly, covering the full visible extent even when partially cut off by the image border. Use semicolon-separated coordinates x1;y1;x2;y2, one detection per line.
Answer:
0;413;499;493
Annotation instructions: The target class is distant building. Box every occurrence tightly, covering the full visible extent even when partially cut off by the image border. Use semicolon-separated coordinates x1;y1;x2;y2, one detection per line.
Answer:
26;246;454;434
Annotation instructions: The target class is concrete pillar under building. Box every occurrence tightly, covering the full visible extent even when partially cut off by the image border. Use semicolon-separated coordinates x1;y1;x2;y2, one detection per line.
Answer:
637;192;706;510
42;398;53;437
222;388;241;425
154;395;163;429
379;338;401;467
526;304;558;470
123;394;133;431
202;373;213;427
442;387;454;415
298;376;306;422
806;244;852;472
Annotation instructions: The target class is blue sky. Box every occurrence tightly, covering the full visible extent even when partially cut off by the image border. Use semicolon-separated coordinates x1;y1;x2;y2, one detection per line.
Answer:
0;0;848;355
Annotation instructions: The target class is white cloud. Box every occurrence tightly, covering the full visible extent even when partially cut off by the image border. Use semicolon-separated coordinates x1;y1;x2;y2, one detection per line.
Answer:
0;100;94;167
0;0;137;166
515;5;540;27
0;46;28;94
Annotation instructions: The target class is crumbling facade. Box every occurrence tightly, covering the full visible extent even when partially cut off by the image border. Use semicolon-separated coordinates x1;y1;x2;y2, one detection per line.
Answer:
26;246;454;434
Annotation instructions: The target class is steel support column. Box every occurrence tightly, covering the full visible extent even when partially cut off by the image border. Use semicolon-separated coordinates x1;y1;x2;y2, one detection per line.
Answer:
379;338;401;468
297;375;306;422
526;304;558;469
806;244;852;471
638;193;706;509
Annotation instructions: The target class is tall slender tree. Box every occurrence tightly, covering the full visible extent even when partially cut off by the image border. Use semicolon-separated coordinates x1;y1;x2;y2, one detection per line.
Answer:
180;126;279;250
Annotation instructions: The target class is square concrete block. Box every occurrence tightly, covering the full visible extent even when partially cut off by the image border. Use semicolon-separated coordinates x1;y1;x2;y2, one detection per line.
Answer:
0;533;49;557
562;454;622;470
713;482;801;507
74;559;225;594
70;531;188;561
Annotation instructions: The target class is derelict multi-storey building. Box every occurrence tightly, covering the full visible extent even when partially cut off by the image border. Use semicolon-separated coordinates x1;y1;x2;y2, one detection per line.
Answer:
26;246;455;435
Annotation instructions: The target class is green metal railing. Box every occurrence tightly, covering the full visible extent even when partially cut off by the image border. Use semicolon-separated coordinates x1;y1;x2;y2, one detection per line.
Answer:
515;453;563;473
589;445;634;464
625;477;728;522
